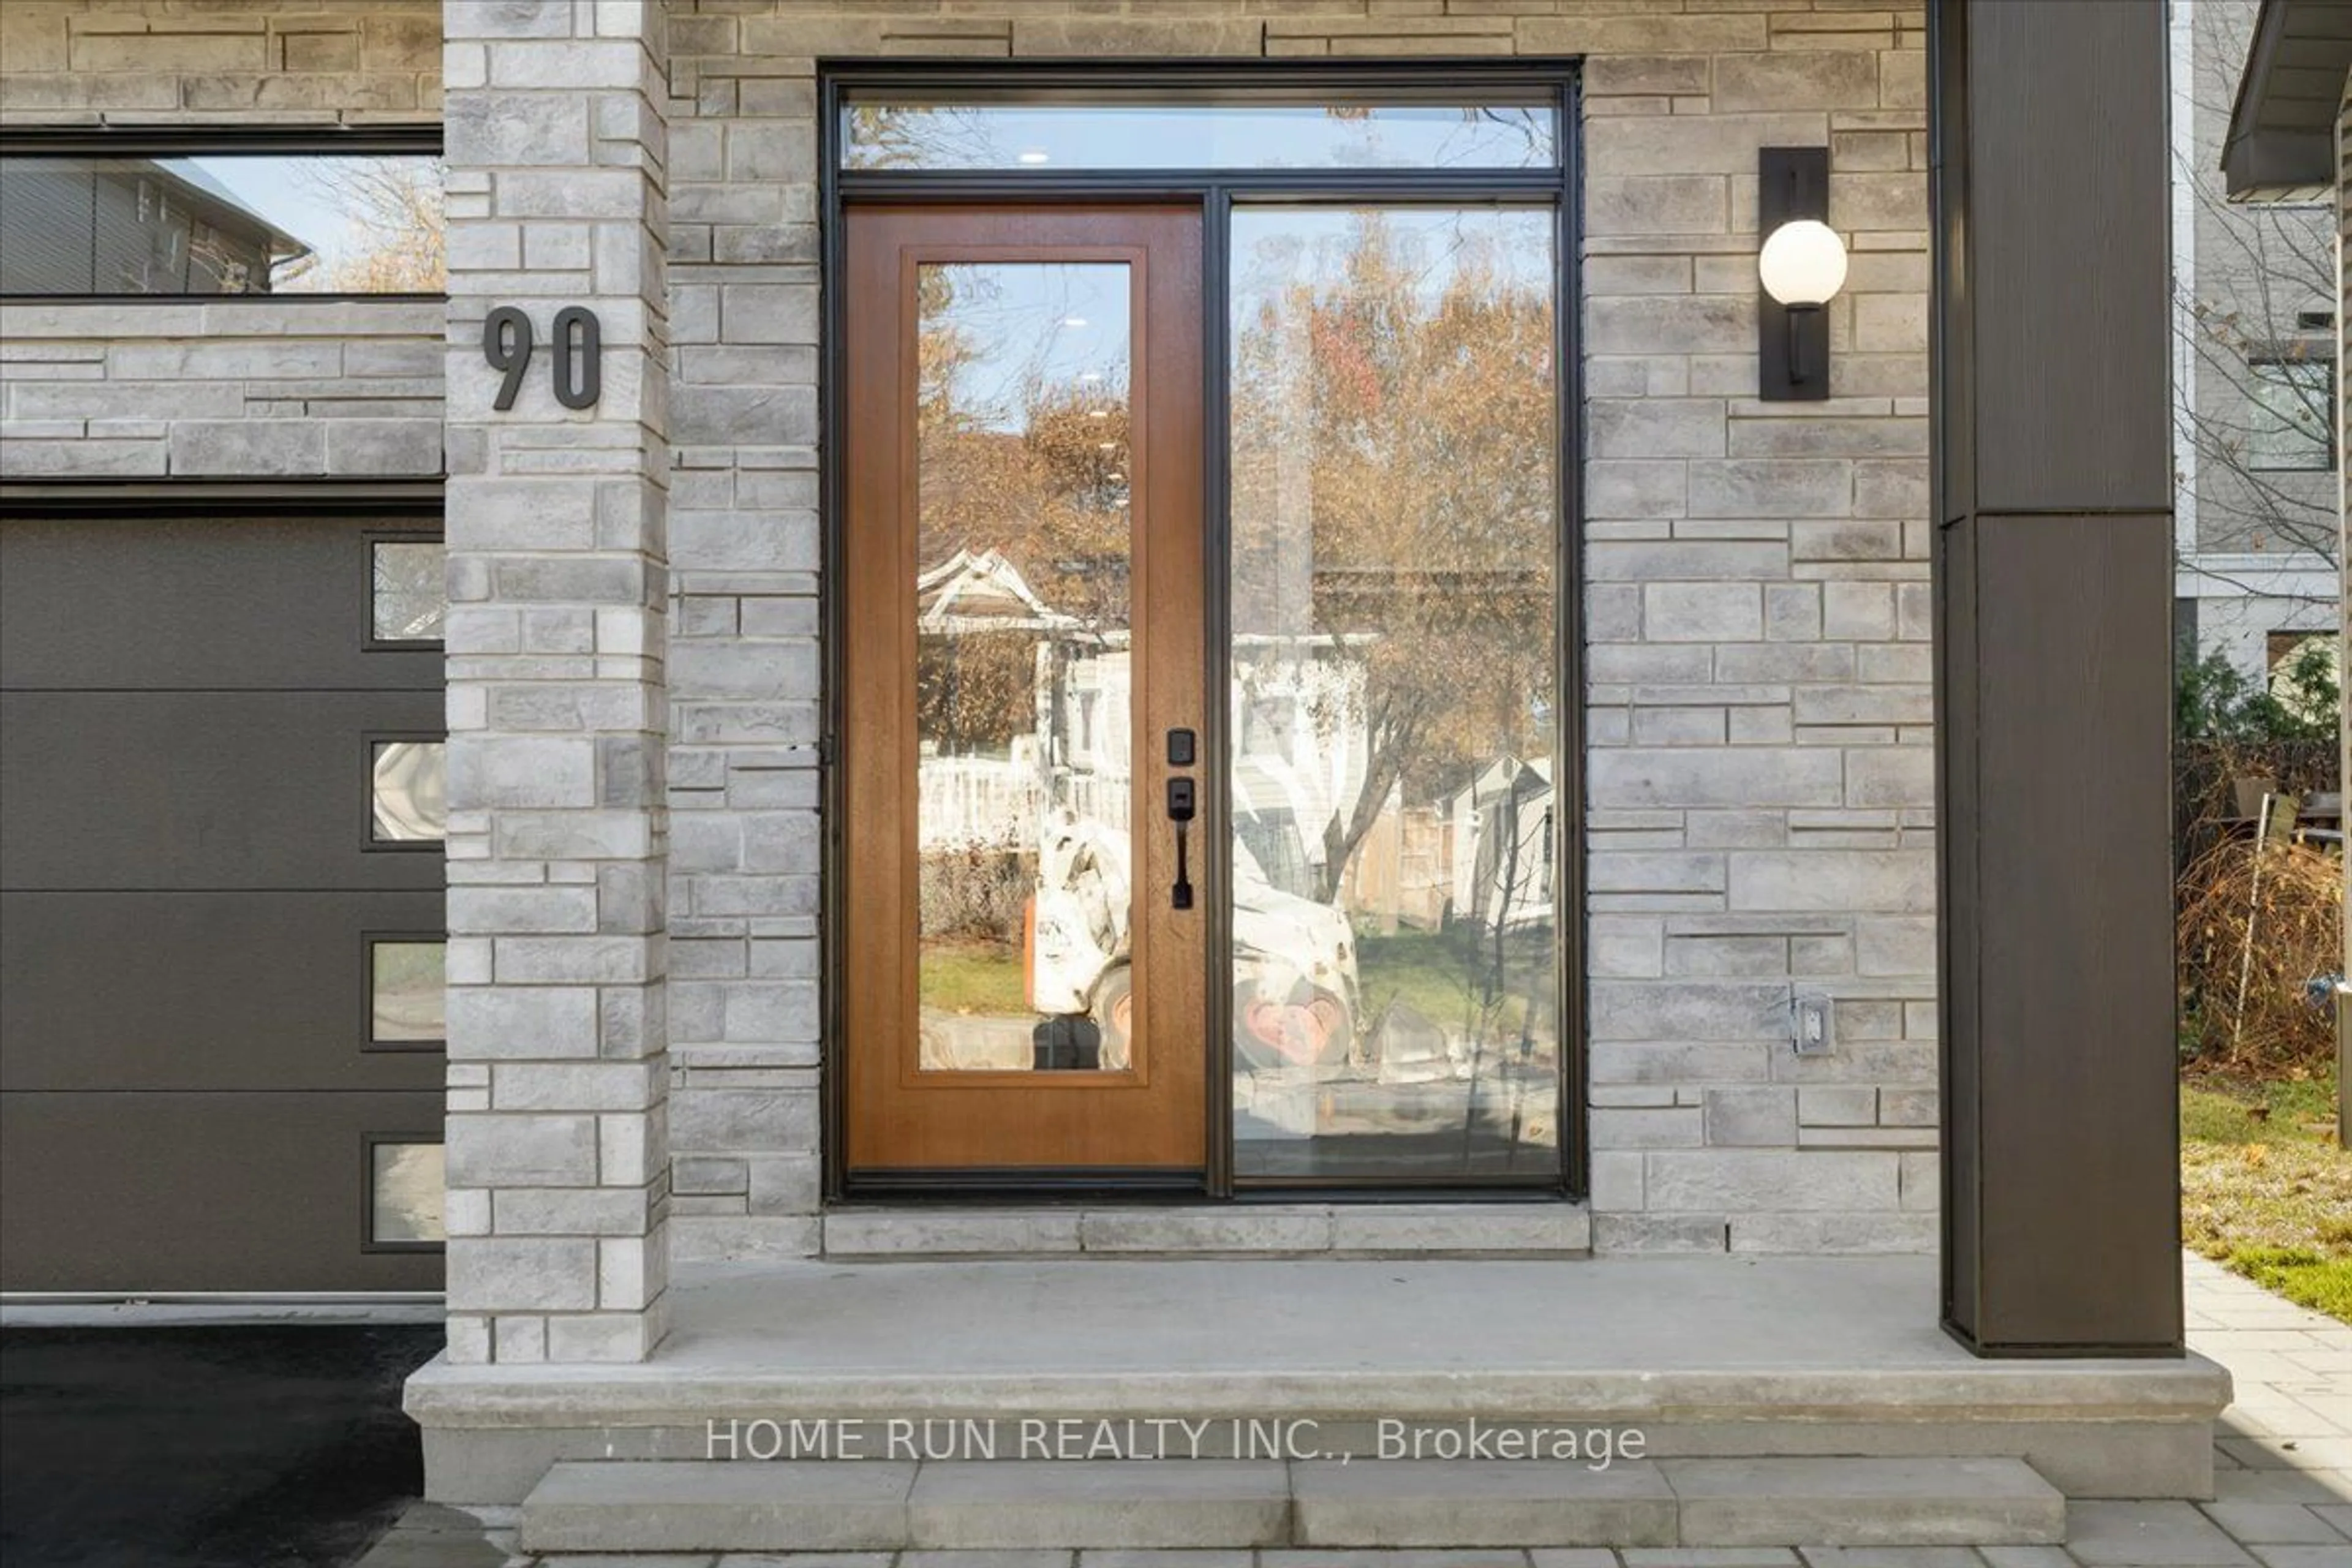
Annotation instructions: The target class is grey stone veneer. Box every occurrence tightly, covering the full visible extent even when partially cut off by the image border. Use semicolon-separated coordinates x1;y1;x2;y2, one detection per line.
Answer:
1;4;1945;1352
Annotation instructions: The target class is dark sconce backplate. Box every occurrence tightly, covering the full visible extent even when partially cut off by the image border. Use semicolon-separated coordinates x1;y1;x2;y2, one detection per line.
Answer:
1759;146;1832;402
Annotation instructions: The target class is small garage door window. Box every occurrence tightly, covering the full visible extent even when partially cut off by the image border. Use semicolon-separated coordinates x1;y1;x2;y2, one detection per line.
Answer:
371;536;445;643
367;1138;446;1247
371;739;446;843
370;938;445;1047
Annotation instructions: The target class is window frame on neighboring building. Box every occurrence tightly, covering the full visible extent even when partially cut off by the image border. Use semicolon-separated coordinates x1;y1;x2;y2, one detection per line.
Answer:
2243;350;2337;471
0;123;445;304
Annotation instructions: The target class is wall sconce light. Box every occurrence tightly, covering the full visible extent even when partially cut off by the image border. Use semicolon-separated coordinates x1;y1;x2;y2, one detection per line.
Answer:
1758;147;1846;401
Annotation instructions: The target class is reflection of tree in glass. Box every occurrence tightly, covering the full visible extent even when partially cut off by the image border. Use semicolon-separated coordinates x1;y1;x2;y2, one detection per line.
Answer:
374;543;445;641
286;157;445;292
1231;211;1555;904
916;263;1132;760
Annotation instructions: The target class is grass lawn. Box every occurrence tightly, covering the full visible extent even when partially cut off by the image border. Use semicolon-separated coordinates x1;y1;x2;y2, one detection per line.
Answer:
1355;929;1544;1038
2180;1068;2351;1324
919;940;1029;1016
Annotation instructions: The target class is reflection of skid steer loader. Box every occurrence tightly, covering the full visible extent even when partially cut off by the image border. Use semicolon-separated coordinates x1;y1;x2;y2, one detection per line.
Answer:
1023;807;1360;1072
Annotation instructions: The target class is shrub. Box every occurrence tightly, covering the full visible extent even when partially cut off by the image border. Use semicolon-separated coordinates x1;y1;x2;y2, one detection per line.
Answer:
919;844;1031;945
2177;837;2343;1074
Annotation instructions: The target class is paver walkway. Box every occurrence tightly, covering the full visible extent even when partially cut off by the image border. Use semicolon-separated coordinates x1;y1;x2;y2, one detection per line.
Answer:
356;1253;2351;1568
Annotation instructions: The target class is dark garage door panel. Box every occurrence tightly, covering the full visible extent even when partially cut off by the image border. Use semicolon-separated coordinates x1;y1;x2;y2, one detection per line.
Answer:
0;690;443;891
1;891;446;1093
0;1090;445;1293
0;514;441;693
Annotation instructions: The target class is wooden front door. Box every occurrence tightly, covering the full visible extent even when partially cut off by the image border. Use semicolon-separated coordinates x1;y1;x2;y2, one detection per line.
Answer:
842;205;1206;1177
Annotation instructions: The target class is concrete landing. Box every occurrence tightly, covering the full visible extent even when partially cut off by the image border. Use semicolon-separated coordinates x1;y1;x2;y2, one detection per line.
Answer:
406;1254;2231;1507
515;1454;2065;1553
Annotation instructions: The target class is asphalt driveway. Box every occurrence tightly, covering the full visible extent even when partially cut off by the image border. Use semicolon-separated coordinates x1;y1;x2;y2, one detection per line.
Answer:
0;1324;440;1568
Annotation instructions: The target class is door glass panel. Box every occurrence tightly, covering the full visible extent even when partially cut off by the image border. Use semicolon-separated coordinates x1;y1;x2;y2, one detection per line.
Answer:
842;99;1558;172
1227;207;1561;1180
915;261;1136;1074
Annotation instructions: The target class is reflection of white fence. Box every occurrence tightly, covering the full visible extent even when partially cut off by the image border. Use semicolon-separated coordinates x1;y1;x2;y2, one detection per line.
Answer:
920;758;1035;847
919;757;1132;850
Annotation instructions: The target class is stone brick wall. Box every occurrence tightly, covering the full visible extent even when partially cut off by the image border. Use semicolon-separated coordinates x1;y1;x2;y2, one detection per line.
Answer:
439;0;674;1365
0;1;445;483
0;1;439;124
6;0;1940;1300
0;303;442;477
659;0;1936;1261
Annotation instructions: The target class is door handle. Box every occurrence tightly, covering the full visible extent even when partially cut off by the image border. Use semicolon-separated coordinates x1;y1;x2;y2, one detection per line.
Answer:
1166;775;1196;910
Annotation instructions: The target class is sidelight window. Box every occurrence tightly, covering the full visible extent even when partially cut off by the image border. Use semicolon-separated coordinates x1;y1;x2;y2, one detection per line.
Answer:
1227;205;1562;1181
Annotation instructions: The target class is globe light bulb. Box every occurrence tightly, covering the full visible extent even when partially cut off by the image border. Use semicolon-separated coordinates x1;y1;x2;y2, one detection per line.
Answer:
1758;219;1849;307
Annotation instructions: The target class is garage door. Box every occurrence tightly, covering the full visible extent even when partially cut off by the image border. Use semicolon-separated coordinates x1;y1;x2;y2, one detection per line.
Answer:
1;512;445;1292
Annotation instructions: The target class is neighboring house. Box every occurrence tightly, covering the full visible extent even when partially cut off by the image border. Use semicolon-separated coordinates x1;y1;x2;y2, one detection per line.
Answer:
2173;0;2342;687
0;0;2234;1553
2218;0;2352;1139
0;154;312;295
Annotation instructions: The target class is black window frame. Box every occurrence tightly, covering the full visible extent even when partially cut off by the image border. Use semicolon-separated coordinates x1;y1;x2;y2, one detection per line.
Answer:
818;60;1587;1205
0;123;446;304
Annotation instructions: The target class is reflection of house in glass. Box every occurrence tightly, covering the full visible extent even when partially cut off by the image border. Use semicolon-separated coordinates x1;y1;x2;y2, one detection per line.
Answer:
0;156;311;294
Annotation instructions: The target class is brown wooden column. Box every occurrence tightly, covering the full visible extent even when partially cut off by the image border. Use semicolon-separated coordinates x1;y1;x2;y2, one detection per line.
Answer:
1930;0;2183;1355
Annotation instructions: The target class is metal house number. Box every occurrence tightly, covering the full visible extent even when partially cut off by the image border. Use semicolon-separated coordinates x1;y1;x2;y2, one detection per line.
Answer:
483;306;603;412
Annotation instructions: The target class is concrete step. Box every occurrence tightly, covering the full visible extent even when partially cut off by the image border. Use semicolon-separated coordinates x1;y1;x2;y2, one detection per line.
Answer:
413;1258;2231;1509
517;1455;2067;1553
1664;1456;2067;1547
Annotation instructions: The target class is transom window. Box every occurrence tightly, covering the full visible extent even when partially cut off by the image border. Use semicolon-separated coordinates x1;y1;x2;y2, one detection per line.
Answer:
841;93;1560;172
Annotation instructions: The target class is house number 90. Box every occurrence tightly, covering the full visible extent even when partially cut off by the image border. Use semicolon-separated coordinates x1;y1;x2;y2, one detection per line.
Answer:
483;306;602;412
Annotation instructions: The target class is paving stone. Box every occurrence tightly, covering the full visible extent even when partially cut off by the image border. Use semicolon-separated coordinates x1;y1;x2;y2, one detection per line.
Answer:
2208;1472;2352;1505
2195;1505;2348;1545
1290;1458;1676;1548
521;1462;916;1554
1261;1554;1532;1568
907;1462;1290;1550
900;1553;1075;1568
347;1521;513;1568
1664;1458;2062;1548
2247;1549;2352;1568
1975;1550;2073;1568
714;1556;895;1568
1797;1551;1991;1568
1077;1553;1255;1568
1620;1553;1804;1567
2065;1501;2260;1567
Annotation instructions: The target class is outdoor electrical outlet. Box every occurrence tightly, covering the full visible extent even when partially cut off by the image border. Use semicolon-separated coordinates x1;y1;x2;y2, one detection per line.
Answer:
1792;992;1834;1057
